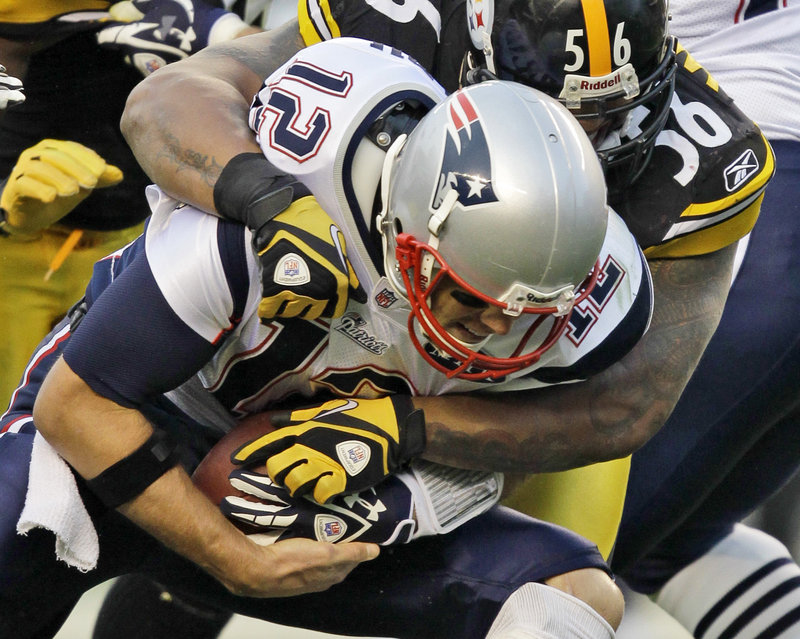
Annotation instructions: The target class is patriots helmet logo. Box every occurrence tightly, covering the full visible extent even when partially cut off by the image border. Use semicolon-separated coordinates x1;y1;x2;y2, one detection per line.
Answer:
433;90;499;212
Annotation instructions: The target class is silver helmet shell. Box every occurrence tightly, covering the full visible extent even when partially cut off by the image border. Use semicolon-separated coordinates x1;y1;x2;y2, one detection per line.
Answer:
378;80;609;379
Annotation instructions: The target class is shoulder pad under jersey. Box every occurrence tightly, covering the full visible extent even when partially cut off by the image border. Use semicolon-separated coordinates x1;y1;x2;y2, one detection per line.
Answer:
298;0;444;72
249;38;445;231
615;43;775;258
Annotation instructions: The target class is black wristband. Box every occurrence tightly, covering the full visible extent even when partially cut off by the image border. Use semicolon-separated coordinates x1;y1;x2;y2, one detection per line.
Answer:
212;153;310;231
390;395;427;462
85;429;181;510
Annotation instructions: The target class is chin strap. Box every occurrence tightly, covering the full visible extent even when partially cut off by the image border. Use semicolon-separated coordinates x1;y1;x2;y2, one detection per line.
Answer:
376;133;409;293
481;31;497;76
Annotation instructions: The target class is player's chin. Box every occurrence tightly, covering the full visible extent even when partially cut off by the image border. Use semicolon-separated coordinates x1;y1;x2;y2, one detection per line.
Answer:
451;323;489;344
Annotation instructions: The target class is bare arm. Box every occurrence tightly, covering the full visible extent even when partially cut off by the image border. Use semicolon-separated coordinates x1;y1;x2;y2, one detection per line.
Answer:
120;22;734;474
33;357;378;597
121;20;304;212
415;246;735;473
0;36;31;79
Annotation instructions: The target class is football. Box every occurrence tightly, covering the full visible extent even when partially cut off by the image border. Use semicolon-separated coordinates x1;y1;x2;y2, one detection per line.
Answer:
192;410;281;508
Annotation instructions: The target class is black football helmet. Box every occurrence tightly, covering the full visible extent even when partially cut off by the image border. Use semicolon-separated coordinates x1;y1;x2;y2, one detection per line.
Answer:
464;0;677;192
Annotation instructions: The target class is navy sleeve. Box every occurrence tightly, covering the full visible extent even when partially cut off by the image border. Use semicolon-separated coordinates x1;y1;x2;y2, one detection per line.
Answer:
64;221;251;408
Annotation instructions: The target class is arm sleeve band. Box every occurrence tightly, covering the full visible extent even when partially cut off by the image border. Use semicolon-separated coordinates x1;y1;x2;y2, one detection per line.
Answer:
84;429;181;510
212;152;310;231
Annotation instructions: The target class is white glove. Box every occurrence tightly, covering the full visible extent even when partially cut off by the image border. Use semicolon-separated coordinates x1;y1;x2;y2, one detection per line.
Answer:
0;65;24;109
97;0;248;76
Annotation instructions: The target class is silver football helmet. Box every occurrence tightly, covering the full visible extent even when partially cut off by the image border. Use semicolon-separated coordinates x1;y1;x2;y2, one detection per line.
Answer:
377;81;609;380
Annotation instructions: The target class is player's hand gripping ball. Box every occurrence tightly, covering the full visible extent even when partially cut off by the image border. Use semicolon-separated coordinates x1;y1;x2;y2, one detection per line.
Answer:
230;396;426;504
192;410;419;545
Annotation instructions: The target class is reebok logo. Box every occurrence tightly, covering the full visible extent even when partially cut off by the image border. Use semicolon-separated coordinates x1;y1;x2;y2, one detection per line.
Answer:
724;148;759;192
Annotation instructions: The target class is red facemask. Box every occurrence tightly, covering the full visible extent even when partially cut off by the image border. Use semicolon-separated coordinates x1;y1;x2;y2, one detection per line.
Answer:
394;233;600;380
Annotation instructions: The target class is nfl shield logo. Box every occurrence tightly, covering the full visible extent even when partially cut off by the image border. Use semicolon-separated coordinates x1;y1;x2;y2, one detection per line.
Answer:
283;258;300;277
375;288;398;308
336;440;371;475
315;514;346;542
274;252;311;286
347;447;366;464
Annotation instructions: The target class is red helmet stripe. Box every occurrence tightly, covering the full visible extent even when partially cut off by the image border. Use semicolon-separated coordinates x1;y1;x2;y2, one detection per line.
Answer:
456;90;479;120
580;0;612;76
449;102;463;129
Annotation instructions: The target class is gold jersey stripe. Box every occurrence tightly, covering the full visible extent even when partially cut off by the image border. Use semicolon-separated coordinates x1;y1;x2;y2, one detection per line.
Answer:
644;192;764;258
646;137;774;258
298;0;340;46
677;42;720;92
680;135;775;219
580;0;612;76
0;0;110;24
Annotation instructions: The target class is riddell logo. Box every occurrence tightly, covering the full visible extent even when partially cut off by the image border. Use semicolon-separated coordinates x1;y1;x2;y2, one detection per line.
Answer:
581;72;621;92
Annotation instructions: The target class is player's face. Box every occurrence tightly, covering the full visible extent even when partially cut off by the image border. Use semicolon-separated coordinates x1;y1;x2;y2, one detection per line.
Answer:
570;95;630;144
428;275;516;344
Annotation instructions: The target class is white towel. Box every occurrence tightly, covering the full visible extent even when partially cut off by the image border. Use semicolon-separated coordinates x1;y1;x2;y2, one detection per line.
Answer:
16;431;99;572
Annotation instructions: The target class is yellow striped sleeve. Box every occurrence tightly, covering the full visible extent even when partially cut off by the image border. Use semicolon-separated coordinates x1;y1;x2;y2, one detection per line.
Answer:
0;0;109;24
645;135;775;258
298;0;341;46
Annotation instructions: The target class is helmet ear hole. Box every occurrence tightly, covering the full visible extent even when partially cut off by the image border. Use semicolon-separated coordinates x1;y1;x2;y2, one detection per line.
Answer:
393;218;403;235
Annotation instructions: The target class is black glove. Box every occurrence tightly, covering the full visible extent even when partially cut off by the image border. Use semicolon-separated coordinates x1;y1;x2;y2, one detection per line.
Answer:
231;396;426;503
223;459;504;545
97;0;248;76
221;468;417;545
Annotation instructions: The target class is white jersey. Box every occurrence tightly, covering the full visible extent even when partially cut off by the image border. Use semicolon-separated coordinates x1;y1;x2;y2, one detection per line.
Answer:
669;1;800;142
140;39;652;428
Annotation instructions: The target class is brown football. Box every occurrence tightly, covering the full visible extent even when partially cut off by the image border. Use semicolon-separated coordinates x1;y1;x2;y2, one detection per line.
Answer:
191;410;281;508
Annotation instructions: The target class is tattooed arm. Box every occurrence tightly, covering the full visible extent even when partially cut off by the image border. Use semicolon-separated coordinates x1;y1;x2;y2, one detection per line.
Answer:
415;247;735;473
121;20;304;213
121;19;733;474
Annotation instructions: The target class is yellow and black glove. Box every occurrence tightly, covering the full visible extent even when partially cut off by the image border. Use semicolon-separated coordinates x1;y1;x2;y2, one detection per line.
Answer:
0;140;123;236
231;396;426;504
254;198;367;320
